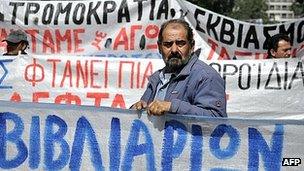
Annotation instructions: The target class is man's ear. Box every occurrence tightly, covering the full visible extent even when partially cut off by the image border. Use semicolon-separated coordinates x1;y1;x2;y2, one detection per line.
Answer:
157;41;162;54
191;40;195;47
191;40;195;51
270;49;276;56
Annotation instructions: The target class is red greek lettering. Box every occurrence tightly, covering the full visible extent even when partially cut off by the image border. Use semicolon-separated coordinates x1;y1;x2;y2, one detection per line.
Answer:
118;61;135;88
136;62;141;88
26;29;39;53
60;60;73;87
104;60;108;88
24;58;45;87
255;52;267;59
33;92;49;102
76;60;89;88
43;30;56;53
54;92;81;105
130;25;142;50
145;24;159;49
0;29;8;48
114;28;128;50
234;51;252;57
91;31;107;50
55;29;72;53
74;29;85;53
90;60;103;89
141;62;153;88
218;47;230;60
111;94;126;108
10;92;21;102
87;92;109;106
47;59;61;87
207;39;218;60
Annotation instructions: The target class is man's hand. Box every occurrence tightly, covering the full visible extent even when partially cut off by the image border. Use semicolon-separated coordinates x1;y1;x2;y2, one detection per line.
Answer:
131;100;147;110
147;100;171;116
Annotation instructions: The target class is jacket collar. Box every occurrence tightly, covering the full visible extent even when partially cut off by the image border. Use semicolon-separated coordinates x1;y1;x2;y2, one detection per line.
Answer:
174;53;198;79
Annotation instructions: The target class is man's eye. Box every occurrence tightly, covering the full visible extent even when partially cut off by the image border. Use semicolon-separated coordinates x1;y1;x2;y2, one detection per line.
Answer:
175;40;187;47
162;42;174;48
162;40;187;48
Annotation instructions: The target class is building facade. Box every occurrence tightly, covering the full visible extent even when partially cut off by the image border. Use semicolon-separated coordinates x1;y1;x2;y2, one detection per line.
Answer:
266;0;298;22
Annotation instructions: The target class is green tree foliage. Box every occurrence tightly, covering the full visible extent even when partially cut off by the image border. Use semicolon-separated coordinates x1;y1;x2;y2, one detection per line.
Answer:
188;0;235;16
230;0;269;22
188;0;269;23
291;0;304;17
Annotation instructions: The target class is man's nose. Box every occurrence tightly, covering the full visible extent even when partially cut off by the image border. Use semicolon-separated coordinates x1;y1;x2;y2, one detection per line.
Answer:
170;42;178;52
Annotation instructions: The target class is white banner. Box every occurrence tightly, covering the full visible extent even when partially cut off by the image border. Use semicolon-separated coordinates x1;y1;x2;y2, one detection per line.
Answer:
0;100;303;170
0;55;304;118
180;0;304;59
0;0;303;59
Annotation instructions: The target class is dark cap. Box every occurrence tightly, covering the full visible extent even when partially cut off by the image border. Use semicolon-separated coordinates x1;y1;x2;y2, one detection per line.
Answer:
3;29;28;43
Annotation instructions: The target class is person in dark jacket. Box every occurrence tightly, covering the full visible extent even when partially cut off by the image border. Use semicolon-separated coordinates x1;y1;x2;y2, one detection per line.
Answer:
131;19;227;117
267;33;292;59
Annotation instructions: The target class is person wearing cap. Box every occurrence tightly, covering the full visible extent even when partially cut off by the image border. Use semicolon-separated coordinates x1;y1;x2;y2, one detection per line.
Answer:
2;29;29;56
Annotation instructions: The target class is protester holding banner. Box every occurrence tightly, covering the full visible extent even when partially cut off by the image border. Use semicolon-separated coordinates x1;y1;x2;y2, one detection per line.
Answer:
131;19;226;117
267;33;292;59
2;30;29;56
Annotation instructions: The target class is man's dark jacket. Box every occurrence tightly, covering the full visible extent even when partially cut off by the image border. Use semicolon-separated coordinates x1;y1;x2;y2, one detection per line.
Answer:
140;54;227;117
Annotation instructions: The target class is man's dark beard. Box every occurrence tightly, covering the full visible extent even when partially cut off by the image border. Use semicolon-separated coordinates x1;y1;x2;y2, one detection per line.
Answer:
164;52;188;73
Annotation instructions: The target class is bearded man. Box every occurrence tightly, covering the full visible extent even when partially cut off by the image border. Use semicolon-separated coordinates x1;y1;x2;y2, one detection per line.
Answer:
131;19;227;117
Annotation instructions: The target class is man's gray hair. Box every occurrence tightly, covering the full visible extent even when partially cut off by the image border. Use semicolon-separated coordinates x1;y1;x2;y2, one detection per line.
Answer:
157;19;194;47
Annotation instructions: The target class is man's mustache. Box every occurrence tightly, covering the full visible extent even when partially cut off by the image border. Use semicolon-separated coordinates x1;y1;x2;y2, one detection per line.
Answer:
168;52;182;60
